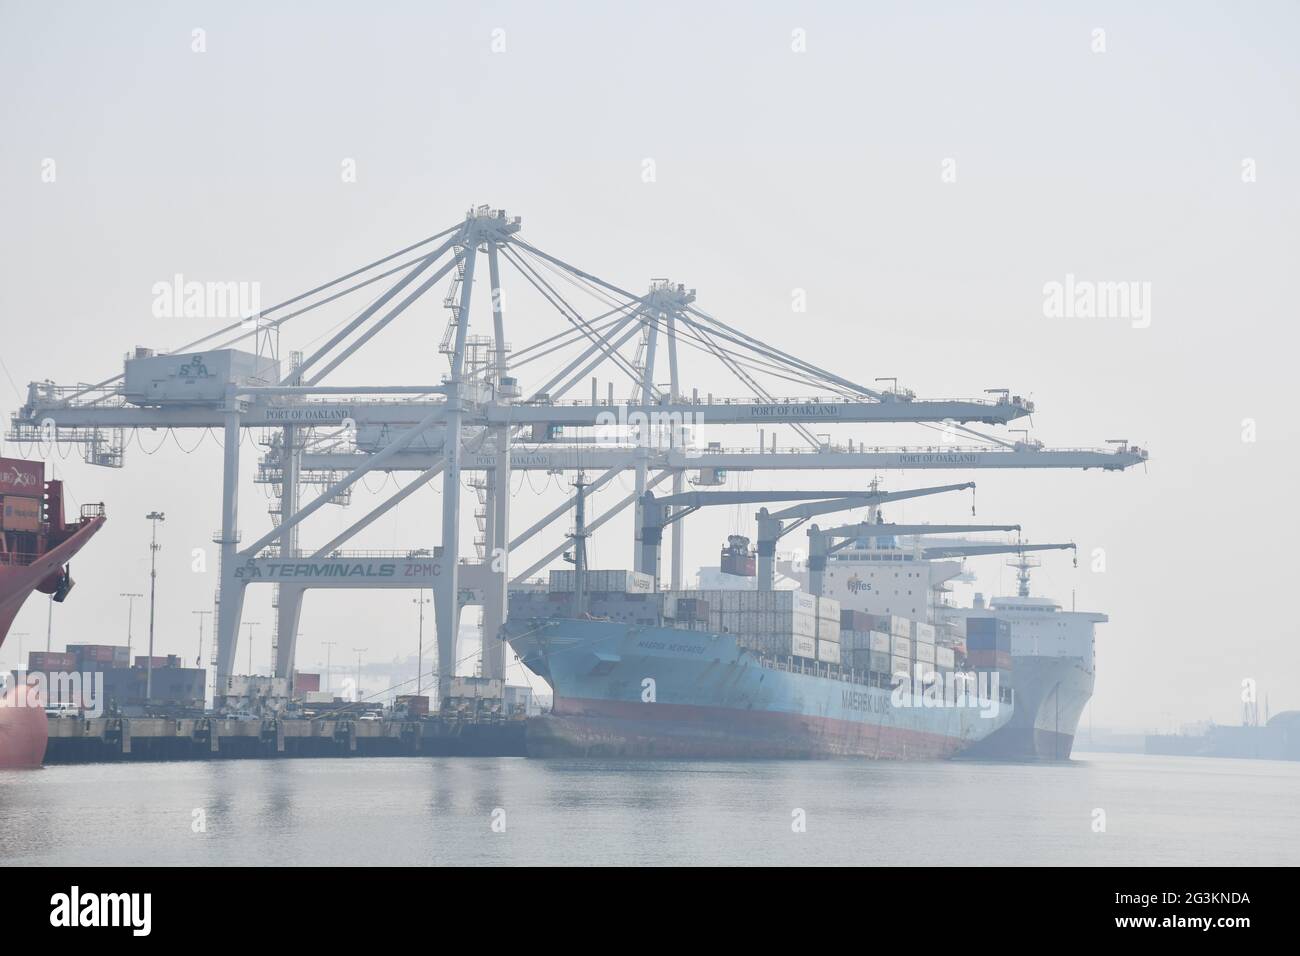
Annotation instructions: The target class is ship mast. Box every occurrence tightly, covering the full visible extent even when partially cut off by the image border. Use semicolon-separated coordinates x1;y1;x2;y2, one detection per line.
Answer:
566;473;590;617
1008;553;1040;598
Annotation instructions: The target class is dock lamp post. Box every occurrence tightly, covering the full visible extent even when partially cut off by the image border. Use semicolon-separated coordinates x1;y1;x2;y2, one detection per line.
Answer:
145;511;165;702
413;591;431;697
120;592;143;661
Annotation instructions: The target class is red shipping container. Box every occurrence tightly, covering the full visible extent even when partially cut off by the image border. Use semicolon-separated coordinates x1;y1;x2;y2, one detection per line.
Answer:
293;672;321;693
0;457;43;497
28;651;76;671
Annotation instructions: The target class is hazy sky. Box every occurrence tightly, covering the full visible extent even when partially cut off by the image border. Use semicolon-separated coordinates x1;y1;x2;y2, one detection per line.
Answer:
2;1;1297;729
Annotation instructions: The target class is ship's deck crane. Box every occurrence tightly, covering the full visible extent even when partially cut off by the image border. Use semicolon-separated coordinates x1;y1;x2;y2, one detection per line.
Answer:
638;489;896;590
805;521;1022;596
755;481;976;591
920;541;1076;563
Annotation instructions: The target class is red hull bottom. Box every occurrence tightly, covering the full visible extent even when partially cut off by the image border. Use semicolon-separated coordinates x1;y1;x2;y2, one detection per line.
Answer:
528;697;969;760
0;686;48;769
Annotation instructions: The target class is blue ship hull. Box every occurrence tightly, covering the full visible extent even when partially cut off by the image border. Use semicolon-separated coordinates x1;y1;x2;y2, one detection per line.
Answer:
507;618;1013;759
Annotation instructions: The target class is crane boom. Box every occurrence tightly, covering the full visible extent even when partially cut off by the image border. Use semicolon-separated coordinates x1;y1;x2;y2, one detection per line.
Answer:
921;542;1075;560
755;482;976;591
805;522;1021;596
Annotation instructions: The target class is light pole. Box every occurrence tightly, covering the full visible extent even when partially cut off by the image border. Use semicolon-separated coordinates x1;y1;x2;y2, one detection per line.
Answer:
322;640;336;693
192;609;212;667
352;647;367;702
145;511;165;700
413;590;430;697
10;632;29;673
120;592;142;661
245;622;260;675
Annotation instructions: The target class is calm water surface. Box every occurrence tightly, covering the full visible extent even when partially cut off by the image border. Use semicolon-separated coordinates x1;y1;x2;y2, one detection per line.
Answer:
2;751;1296;865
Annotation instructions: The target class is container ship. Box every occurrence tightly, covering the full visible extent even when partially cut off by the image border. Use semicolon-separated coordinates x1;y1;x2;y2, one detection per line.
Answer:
769;526;1105;761
0;457;106;769
504;569;1012;759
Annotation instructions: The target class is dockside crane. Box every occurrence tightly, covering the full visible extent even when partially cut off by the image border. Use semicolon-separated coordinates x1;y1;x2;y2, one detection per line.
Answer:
5;202;1145;707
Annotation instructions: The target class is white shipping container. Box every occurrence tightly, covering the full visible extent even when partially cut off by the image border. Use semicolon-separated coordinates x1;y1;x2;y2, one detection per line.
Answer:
817;639;841;664
449;677;505;700
816;619;841;643
935;646;955;668
870;631;891;652
915;642;935;664
913;622;936;645
891;635;911;657
791;634;817;658
890;617;912;639
890;655;911;678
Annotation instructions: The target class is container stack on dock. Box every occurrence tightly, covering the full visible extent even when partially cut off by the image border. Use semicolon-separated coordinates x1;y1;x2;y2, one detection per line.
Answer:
26;645;206;712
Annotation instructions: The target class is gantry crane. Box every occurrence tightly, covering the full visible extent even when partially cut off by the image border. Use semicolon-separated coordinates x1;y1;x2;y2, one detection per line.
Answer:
6;203;1146;706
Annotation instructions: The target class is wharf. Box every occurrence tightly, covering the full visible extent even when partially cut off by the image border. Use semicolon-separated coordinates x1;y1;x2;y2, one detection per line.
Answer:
44;714;527;763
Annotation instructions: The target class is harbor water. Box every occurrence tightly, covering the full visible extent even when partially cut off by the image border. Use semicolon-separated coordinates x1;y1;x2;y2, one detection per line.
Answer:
3;752;1297;866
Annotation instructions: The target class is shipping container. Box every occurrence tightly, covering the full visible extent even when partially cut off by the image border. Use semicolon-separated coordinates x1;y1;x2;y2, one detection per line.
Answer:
27;651;76;671
891;635;911;657
816;639;841;664
815;595;841;621
890;654;911;678
870;631;891;653
134;655;180;669
966;617;1012;651
935;646;955;668
791;634;817;659
840;609;874;631
293;672;321;693
395;694;430;717
448;676;505;700
549;569;654;594
913;622;936;645
967;649;1013;670
915;642;936;664
869;650;892;673
0;495;41;532
0;457;44;498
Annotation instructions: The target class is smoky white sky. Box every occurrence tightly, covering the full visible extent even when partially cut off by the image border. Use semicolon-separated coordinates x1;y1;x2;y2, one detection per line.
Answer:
1;1;1297;730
